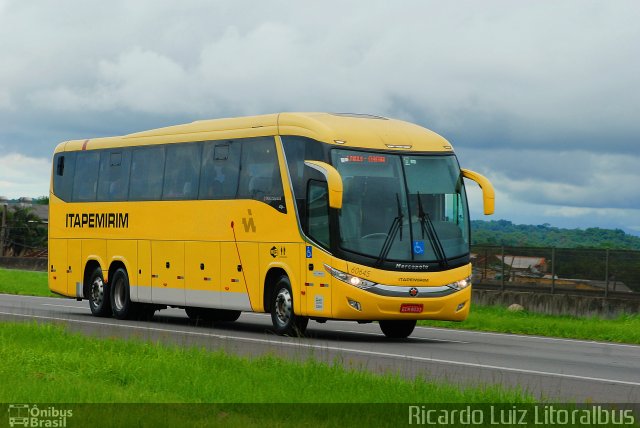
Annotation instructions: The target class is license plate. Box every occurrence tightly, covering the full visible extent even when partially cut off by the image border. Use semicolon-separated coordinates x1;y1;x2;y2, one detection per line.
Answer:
400;304;423;313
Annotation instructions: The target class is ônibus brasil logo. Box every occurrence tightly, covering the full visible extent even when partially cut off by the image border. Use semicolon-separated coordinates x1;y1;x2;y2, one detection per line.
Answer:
7;404;73;427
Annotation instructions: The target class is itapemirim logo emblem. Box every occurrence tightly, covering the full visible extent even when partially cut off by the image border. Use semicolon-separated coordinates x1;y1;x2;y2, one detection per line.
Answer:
7;404;73;427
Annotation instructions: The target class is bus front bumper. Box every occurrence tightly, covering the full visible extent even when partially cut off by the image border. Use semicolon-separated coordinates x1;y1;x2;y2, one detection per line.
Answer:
331;282;472;321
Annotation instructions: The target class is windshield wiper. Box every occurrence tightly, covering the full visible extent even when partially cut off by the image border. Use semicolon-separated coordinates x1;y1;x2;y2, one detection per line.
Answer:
416;192;449;268
375;193;403;267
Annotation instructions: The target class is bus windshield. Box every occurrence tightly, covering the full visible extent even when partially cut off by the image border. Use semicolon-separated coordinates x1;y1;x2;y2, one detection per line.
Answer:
331;150;470;265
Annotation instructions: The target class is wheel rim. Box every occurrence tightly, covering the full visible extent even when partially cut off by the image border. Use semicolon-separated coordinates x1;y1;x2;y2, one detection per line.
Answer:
274;287;292;327
91;277;104;307
113;275;125;311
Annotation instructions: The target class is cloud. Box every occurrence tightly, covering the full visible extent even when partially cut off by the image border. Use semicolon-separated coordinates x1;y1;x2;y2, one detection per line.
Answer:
466;181;640;234
0;1;639;233
8;1;639;153
459;148;640;210
30;48;193;114
0;153;51;198
0;90;11;109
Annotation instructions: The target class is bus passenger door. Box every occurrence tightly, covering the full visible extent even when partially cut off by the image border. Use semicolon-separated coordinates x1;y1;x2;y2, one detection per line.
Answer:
151;241;185;306
304;180;333;318
185;242;221;308
304;245;333;318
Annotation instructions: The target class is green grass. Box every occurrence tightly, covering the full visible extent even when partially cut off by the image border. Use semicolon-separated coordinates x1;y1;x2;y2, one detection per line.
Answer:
419;305;640;344
0;322;537;427
0;267;55;297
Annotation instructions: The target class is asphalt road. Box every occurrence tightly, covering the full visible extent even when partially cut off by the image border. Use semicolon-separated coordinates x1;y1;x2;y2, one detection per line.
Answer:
1;293;639;403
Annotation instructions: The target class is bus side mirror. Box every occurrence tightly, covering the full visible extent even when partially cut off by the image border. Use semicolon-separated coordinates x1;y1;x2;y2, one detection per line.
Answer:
461;169;495;215
304;160;343;209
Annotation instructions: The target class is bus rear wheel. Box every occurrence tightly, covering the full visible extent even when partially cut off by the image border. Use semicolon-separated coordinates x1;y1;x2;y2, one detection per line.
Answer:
270;276;308;337
110;267;136;320
379;320;417;339
88;267;111;317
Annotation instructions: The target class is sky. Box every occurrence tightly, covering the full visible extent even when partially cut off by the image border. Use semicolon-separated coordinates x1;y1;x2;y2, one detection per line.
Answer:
0;1;639;234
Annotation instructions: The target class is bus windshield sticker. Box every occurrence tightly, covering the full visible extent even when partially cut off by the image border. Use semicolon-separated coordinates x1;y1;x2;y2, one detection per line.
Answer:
340;155;387;164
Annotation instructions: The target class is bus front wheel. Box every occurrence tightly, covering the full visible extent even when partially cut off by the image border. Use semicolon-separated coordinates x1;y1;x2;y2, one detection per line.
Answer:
379;320;416;339
88;267;111;317
270;276;308;337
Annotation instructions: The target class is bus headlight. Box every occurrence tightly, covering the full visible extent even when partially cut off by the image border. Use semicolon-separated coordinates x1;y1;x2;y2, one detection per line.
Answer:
446;276;471;291
324;264;377;290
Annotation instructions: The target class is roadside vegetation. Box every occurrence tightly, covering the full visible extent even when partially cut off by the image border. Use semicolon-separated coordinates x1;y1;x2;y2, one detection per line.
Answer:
419;305;640;344
0;322;536;426
472;219;640;249
1;205;47;255
0;267;55;297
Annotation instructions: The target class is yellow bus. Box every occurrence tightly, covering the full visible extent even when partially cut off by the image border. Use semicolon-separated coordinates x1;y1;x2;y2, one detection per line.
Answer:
49;112;494;338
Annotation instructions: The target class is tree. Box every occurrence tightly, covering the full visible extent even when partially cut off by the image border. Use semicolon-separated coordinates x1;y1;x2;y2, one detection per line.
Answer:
2;206;47;256
33;196;49;205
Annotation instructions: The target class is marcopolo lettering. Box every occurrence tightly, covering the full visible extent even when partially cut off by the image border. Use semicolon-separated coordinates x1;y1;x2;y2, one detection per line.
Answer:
395;263;430;270
65;213;129;228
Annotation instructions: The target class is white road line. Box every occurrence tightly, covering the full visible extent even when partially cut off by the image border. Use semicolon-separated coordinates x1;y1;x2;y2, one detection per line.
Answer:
328;328;469;344
0;293;59;300
1;310;638;388
242;312;640;349
41;303;85;309
415;325;640;349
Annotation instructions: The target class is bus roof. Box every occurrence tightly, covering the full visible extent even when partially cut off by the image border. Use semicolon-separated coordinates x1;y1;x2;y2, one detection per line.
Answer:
56;112;453;153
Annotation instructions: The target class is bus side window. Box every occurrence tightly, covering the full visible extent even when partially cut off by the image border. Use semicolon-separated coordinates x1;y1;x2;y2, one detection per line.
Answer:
163;143;201;200
237;137;286;212
129;147;165;200
199;141;240;200
52;152;77;202
56;155;65;176
282;136;327;221
72;151;100;202
97;150;131;201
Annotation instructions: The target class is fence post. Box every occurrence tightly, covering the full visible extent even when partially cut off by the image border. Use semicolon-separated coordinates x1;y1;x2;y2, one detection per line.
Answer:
501;245;505;291
551;247;556;294
604;249;609;299
483;248;487;280
0;203;7;257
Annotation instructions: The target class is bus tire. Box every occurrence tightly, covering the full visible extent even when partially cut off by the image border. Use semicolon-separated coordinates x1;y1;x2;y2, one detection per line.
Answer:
214;309;241;322
379;320;417;339
88;267;111;317
185;307;212;324
110;267;135;320
270;276;308;336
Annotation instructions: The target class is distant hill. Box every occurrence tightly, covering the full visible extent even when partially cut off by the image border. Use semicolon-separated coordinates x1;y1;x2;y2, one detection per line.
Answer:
471;220;640;250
